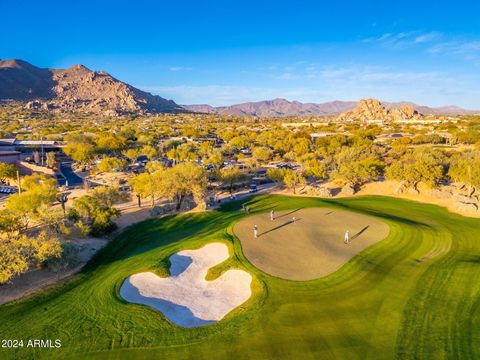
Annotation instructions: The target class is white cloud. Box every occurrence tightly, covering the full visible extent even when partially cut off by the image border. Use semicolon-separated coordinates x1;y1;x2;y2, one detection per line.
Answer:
357;70;439;83
364;31;480;64
363;31;441;49
428;40;480;55
414;32;441;43
168;66;193;72
136;61;480;109
270;63;438;85
272;72;299;80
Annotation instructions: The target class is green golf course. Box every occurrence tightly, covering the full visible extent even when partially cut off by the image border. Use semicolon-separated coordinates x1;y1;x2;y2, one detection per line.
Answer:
1;194;480;360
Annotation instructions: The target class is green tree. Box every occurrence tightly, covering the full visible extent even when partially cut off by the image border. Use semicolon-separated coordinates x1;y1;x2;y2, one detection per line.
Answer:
176;143;199;162
386;147;446;189
283;170;306;194
95;133;128;153
0;163;17;185
299;155;328;180
97;157;128;173
130;172;162;207
122;148;141;163
205;149;224;170
160;163;207;210
6;174;58;229
90;186;130;208
331;146;384;187
229;136;249;150
448;151;480;195
68;193;121;236
252;146;273;163
64;134;96;164
267;168;306;194
0;210;61;284
219;168;249;194
198;141;214;157
145;161;165;174
141;145;158;159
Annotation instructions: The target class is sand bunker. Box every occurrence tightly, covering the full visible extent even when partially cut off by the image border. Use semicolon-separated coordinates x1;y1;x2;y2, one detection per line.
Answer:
120;243;252;327
234;207;389;281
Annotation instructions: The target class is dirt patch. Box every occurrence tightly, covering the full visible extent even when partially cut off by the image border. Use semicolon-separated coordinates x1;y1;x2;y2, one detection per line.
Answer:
0;238;106;305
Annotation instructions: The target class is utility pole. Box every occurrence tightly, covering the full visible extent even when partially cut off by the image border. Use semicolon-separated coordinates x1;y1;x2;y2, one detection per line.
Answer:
41;136;45;167
468;163;472;197
16;169;21;194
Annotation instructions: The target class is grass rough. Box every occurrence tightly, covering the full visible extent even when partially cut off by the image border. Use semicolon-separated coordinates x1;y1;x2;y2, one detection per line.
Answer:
0;195;479;360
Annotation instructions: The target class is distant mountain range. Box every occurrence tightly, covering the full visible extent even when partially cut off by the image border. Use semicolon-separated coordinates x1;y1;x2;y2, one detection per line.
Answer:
0;59;182;114
182;98;479;117
0;59;477;117
182;99;357;117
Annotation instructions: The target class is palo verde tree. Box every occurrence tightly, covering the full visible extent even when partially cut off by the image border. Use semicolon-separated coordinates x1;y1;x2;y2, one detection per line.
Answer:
5;174;58;230
448;150;480;196
267;168;306;194
0;217;62;284
160;162;207;210
386;147;446;190
0;163;17;185
68;187;123;236
97;157;128;173
331;144;384;189
130;171;163;207
63;133;96;164
219;167;249;194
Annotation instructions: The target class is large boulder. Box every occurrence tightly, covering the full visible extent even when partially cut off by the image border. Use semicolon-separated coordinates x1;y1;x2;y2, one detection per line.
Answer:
149;204;174;217
408;187;420;195
454;201;479;214
394;181;407;195
428;188;452;199
316;186;334;198
340;184;356;196
337;99;419;122
453;193;473;203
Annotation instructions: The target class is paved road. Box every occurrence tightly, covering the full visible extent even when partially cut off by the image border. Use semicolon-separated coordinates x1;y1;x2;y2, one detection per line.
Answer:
213;182;277;206
58;162;84;187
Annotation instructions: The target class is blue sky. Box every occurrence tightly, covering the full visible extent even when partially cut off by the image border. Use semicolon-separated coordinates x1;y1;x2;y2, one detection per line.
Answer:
2;0;480;108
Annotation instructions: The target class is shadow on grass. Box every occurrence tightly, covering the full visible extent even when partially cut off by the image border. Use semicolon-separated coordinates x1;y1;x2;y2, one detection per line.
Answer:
259;218;302;237
274;208;303;220
82;194;430;276
349;226;370;242
82;209;243;273
120;277;215;327
322;199;431;227
169;254;193;276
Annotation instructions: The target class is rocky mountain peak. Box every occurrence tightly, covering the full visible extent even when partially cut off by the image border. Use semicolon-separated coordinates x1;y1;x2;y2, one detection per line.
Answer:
0;59;182;115
68;64;90;71
337;98;419;121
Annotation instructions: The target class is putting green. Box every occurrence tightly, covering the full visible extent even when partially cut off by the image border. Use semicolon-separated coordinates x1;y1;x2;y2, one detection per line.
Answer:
234;207;389;280
2;195;480;360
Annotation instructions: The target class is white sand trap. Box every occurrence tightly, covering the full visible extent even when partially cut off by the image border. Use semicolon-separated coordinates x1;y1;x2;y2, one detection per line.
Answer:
120;243;252;327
